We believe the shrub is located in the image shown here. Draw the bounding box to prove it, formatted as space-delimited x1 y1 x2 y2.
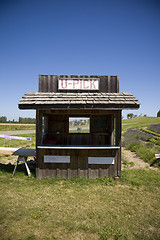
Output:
123 129 153 145
136 145 155 164
157 110 160 117
123 128 159 167
148 123 160 134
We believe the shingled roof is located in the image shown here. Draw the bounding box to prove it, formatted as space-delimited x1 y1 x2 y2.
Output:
19 92 140 110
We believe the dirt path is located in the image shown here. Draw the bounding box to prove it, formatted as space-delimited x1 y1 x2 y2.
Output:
122 147 158 170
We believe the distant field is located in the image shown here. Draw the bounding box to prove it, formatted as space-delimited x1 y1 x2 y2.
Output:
69 129 89 133
0 123 35 125
122 117 160 131
0 123 35 131
0 117 159 132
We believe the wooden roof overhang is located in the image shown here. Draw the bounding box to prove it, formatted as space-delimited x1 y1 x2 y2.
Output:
19 92 140 110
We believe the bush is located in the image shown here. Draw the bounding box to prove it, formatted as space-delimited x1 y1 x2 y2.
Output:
136 145 155 164
147 123 160 134
123 128 160 167
157 110 160 117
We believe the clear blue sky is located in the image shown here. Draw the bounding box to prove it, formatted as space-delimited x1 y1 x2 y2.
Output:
0 0 160 120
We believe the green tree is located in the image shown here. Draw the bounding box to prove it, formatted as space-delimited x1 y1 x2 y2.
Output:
0 116 7 123
127 113 134 119
19 117 36 124
157 110 160 117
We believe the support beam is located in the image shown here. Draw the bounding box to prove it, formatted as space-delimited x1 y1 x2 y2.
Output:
115 110 121 177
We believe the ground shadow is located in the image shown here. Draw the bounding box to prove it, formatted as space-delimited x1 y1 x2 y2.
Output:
0 160 36 177
151 158 160 167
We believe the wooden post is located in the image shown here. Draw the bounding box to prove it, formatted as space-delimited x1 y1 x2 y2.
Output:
111 115 115 145
36 110 43 177
115 110 121 177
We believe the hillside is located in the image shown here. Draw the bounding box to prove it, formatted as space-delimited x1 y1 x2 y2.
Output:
122 117 160 131
122 117 160 168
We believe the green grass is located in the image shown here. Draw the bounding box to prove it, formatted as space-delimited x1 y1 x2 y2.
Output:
122 117 160 131
0 120 160 239
0 168 160 240
0 133 36 148
69 129 90 133
120 169 160 187
0 123 35 131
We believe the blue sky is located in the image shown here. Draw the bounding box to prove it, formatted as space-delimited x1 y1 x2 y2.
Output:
0 0 160 120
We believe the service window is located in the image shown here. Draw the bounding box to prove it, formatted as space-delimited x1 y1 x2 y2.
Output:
69 117 90 133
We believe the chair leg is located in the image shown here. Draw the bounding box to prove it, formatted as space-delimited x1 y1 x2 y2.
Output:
24 158 31 177
13 156 31 177
13 159 19 176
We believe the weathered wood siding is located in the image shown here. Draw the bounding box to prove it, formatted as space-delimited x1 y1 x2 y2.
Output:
36 148 118 179
39 75 119 93
36 109 121 179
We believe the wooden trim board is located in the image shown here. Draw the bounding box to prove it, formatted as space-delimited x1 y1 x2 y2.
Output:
38 145 120 150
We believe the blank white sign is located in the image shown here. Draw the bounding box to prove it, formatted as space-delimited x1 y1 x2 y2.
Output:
44 155 70 163
88 157 114 165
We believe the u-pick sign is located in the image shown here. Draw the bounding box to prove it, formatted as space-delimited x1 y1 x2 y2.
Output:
58 78 99 90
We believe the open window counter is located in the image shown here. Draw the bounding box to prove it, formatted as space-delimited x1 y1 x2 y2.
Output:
37 145 120 150
36 145 120 179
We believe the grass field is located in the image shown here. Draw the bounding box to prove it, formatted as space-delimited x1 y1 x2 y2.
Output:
0 167 160 240
0 133 36 148
0 123 35 131
122 117 160 131
69 129 89 133
0 118 160 239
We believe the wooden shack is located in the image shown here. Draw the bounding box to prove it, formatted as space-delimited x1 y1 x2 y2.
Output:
19 75 140 179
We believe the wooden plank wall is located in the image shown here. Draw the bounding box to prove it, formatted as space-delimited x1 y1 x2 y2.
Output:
38 75 119 93
39 75 58 92
36 148 118 179
36 109 120 179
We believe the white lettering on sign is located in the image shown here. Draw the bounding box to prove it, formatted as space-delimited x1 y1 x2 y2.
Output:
58 79 99 90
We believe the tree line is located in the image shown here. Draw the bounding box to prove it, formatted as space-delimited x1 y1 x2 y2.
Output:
0 116 36 124
126 110 160 119
69 119 89 127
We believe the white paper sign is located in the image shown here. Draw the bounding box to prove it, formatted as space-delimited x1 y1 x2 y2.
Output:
88 157 114 164
44 155 70 163
0 135 31 141
58 78 99 90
